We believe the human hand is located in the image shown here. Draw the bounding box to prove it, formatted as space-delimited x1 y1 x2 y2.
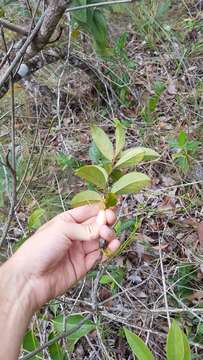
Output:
7 205 119 312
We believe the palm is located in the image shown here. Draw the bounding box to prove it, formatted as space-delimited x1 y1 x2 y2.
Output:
21 206 117 308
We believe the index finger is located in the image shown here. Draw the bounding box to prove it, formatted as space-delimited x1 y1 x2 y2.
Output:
65 204 101 223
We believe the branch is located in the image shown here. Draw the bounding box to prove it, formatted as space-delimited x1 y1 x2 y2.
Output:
0 15 44 90
0 47 104 99
0 19 28 36
30 0 70 54
20 314 92 360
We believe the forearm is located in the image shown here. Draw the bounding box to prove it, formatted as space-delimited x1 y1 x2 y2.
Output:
0 259 35 360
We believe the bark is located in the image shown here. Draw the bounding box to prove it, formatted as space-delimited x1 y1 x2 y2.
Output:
0 0 71 97
28 0 70 57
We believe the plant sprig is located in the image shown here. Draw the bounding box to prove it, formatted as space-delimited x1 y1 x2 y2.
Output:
71 121 159 209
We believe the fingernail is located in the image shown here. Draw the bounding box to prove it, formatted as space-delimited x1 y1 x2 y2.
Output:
96 210 106 225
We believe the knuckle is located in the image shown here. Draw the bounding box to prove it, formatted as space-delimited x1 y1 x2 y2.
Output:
86 223 97 240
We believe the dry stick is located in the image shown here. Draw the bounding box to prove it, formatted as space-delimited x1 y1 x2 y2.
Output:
0 14 44 88
0 42 14 70
0 19 28 36
13 0 42 80
158 224 171 328
25 0 34 18
20 314 92 360
0 105 23 123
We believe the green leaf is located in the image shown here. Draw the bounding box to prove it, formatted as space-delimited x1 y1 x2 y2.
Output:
166 320 185 360
186 140 201 155
183 333 191 360
115 147 159 169
75 165 108 189
48 333 64 360
72 0 87 23
89 142 106 164
105 192 117 208
100 274 112 285
115 219 135 236
91 125 114 161
115 148 145 169
178 130 187 147
153 81 166 97
175 156 189 174
23 330 42 360
111 172 150 195
90 9 109 54
115 119 126 157
71 190 103 208
139 147 160 161
53 314 95 354
0 132 10 145
56 153 82 170
28 208 45 231
124 327 155 360
0 7 5 17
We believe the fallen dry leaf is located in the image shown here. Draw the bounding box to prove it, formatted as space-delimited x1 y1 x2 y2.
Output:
188 291 203 302
167 80 178 95
152 243 169 251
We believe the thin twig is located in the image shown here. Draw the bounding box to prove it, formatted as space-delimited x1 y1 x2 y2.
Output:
0 15 44 88
0 19 28 36
0 105 23 122
20 314 92 360
0 42 14 70
67 0 132 12
158 224 171 327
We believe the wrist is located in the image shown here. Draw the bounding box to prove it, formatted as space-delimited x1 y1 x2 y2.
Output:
0 258 35 319
0 259 36 359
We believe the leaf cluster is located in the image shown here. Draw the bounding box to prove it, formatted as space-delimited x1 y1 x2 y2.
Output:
71 0 111 55
168 130 201 174
71 121 159 209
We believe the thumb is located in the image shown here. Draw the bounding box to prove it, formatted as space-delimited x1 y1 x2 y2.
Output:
65 211 106 242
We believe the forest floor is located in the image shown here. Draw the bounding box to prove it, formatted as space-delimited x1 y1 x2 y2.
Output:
0 0 203 359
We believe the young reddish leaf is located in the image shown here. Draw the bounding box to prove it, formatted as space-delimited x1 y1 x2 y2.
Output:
71 191 103 208
75 165 108 189
91 125 114 161
111 172 150 195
